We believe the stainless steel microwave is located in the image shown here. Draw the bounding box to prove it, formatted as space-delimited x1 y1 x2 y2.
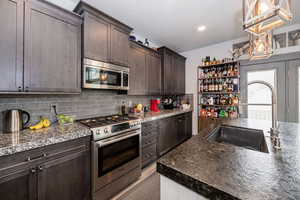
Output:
83 58 129 90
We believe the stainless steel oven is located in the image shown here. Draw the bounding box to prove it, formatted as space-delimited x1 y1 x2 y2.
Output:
91 127 141 198
83 58 129 90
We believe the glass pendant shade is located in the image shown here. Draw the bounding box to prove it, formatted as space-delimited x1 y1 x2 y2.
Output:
249 32 273 60
243 0 293 35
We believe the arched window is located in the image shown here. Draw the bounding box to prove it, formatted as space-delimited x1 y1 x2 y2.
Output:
247 70 276 121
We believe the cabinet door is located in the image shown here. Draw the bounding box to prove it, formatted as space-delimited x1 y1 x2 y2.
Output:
24 0 81 93
111 25 129 66
84 13 110 62
176 115 187 144
0 0 23 92
158 117 177 156
147 54 162 95
163 51 175 95
177 57 186 94
0 165 36 200
128 44 147 95
37 150 90 200
185 112 193 139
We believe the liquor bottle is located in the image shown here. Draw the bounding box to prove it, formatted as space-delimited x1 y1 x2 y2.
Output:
218 78 223 92
215 79 219 91
199 80 203 92
233 64 238 76
223 66 227 77
233 78 239 92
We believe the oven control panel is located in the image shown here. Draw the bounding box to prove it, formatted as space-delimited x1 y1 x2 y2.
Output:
92 119 141 140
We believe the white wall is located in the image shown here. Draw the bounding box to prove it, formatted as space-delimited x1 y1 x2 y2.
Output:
182 24 300 135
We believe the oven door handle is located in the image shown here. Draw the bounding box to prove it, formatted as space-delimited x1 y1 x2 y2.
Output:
96 131 140 147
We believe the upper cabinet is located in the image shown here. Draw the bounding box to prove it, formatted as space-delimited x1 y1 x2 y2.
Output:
0 0 82 94
158 47 186 95
0 0 23 92
24 0 82 93
74 2 132 67
83 12 110 63
128 42 148 95
128 41 162 95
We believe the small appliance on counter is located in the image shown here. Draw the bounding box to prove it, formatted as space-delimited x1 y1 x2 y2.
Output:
2 109 31 133
150 99 161 112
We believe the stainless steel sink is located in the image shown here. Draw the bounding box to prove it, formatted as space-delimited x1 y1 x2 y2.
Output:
206 125 269 153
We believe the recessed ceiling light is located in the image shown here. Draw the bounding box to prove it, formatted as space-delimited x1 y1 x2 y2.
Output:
197 26 206 32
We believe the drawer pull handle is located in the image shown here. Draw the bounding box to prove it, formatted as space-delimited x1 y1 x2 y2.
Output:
27 153 47 162
30 168 36 174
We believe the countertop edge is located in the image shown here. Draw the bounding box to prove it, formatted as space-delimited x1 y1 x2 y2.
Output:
142 109 193 123
0 126 92 157
157 162 240 200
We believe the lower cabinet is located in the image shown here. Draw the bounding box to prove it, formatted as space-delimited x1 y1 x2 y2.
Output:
0 136 91 200
141 112 193 168
142 120 159 168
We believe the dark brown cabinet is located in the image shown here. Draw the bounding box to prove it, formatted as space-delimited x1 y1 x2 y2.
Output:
110 25 130 66
0 0 23 92
141 120 159 168
83 13 110 63
24 0 82 93
141 112 192 167
157 112 192 156
74 2 132 67
147 53 162 95
0 137 91 200
0 0 82 94
0 164 35 200
128 41 162 95
128 42 148 95
158 47 186 95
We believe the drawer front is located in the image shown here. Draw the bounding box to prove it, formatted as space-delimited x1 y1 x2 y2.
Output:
142 144 157 168
142 121 158 132
142 134 157 148
0 136 91 171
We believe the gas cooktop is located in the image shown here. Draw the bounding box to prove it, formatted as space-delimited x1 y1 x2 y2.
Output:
78 114 139 128
78 114 141 141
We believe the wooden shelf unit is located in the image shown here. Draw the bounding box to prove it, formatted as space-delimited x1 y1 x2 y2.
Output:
197 61 240 126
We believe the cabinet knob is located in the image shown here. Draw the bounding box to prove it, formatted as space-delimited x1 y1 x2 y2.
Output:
38 166 43 171
25 86 29 92
31 168 36 174
18 86 22 92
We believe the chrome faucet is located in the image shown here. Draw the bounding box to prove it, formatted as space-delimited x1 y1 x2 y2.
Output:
247 81 281 150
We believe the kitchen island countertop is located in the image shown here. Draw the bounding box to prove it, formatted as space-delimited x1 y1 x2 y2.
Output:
157 118 300 200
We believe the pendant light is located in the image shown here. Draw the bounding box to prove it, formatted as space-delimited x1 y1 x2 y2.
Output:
249 31 273 60
243 0 293 35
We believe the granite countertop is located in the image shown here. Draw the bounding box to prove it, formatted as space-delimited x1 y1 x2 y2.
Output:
0 123 91 157
141 108 193 123
157 118 300 200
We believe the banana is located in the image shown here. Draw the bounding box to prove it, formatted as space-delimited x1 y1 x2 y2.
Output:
42 118 51 128
29 118 52 130
29 120 44 130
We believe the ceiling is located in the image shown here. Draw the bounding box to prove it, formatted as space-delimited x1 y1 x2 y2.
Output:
48 0 300 52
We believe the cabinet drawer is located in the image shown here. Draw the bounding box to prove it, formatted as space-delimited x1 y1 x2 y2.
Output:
142 144 157 168
0 136 91 171
142 134 157 148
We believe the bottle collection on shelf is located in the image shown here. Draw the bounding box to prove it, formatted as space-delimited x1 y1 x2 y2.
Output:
200 106 238 119
200 94 239 106
199 78 239 93
199 64 239 79
201 56 234 66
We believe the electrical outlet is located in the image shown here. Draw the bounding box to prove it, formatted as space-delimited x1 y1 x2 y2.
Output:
50 104 58 115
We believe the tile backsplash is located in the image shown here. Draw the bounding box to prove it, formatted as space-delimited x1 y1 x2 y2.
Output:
0 90 193 131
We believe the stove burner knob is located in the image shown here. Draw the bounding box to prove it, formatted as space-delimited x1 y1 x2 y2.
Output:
104 128 109 134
